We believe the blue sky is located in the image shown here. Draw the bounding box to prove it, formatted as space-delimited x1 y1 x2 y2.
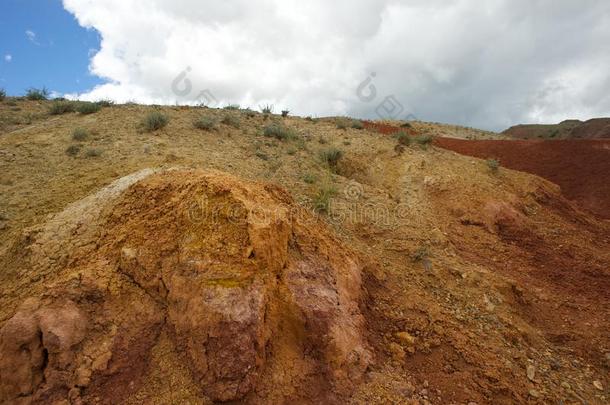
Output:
0 0 102 96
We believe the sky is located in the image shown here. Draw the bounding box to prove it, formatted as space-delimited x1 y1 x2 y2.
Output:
1 0 610 131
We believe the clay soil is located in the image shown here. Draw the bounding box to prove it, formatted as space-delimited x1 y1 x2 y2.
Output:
434 138 610 219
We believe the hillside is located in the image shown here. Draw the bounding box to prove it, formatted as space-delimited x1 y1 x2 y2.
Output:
0 99 608 404
503 118 610 139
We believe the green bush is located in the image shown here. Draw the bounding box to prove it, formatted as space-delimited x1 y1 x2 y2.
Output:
303 173 317 184
71 128 89 141
395 131 411 146
0 88 5 101
260 104 274 114
351 119 364 130
26 87 49 101
142 111 169 132
65 145 81 156
223 104 240 110
313 184 337 214
414 135 433 148
96 99 114 107
281 110 290 118
76 102 102 115
263 123 296 140
487 158 500 174
337 119 348 130
85 148 102 158
320 148 343 169
221 114 241 128
49 101 76 115
412 246 430 262
194 116 217 131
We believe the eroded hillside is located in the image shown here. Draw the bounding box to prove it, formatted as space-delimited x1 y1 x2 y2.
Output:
0 99 608 404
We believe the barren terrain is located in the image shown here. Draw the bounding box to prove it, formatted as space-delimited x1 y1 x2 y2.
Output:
0 99 608 404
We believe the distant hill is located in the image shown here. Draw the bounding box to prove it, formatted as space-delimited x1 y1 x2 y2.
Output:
503 118 610 139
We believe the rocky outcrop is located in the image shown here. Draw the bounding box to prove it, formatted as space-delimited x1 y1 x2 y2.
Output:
0 169 371 404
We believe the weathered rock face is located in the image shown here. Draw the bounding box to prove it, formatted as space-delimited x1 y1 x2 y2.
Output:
0 169 371 404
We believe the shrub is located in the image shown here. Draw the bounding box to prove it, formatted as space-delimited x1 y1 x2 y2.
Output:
414 134 433 148
320 148 343 170
65 145 81 156
303 173 317 184
85 148 102 158
281 110 290 118
260 104 274 114
96 99 114 107
194 116 217 131
395 131 412 146
313 184 337 214
26 87 49 101
49 101 76 115
255 151 269 161
244 108 257 118
71 128 89 141
76 102 102 114
0 88 5 101
142 111 169 132
401 122 412 128
264 123 296 140
487 158 500 174
337 119 348 130
224 104 240 110
221 114 241 128
351 120 364 130
412 246 430 262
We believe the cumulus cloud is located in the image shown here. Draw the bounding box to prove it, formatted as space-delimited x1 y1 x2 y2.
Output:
62 0 610 130
4 54 11 63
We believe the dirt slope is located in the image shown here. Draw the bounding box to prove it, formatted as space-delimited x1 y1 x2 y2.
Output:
0 99 609 404
434 138 610 219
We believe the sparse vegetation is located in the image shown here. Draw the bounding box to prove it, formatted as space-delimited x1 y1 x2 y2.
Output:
76 102 102 115
260 104 274 114
224 104 240 110
414 134 433 148
221 114 241 129
194 116 217 131
96 99 114 107
351 120 364 130
487 158 500 174
281 110 290 118
255 151 269 161
0 88 5 101
303 173 317 184
313 183 337 214
337 119 348 130
320 148 343 170
65 145 81 156
142 111 169 132
49 101 76 115
71 128 89 141
244 109 256 118
263 123 296 140
85 148 102 158
412 245 430 262
26 87 49 101
395 131 412 146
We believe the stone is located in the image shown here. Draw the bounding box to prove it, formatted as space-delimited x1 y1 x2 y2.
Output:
526 364 536 382
593 381 604 391
396 331 416 346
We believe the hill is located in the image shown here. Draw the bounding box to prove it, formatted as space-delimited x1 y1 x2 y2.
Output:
0 98 608 404
503 118 610 139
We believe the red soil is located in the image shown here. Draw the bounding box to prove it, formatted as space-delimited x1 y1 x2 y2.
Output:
434 138 610 219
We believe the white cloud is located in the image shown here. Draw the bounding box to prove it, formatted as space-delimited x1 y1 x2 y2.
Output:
4 54 11 63
25 30 40 45
62 0 610 130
